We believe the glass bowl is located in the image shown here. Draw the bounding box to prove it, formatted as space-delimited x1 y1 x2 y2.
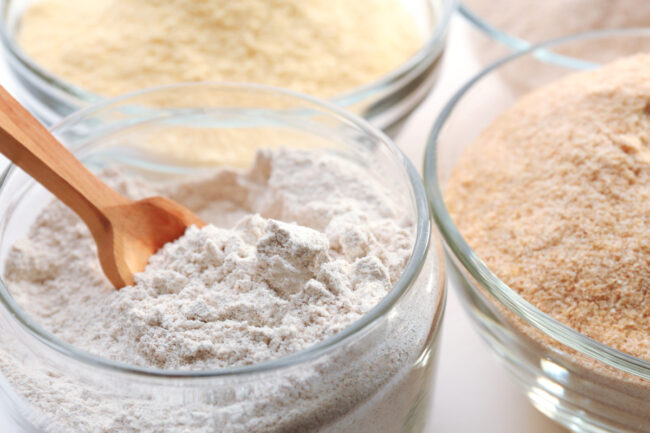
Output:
0 0 457 135
460 1 650 64
424 29 650 433
0 83 446 432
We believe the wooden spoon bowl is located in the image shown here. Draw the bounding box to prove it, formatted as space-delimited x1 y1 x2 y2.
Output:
0 86 205 288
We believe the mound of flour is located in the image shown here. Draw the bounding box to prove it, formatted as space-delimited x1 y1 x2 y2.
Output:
4 148 413 371
0 148 442 433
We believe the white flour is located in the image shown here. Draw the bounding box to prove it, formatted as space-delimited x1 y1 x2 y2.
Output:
0 148 440 432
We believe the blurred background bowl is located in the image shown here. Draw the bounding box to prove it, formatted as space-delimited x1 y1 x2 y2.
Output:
459 0 650 65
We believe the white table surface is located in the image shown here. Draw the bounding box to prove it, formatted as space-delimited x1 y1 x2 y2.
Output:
0 14 569 433
400 17 568 433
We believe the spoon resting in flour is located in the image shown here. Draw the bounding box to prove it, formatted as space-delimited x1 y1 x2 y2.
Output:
0 86 205 288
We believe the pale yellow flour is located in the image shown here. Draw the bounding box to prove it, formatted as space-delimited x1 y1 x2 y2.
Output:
18 0 422 98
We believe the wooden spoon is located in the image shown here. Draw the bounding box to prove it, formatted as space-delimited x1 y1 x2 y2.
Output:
0 87 205 289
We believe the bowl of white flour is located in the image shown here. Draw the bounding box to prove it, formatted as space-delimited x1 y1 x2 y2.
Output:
0 83 445 433
0 0 456 134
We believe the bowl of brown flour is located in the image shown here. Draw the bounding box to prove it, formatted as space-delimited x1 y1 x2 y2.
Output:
0 83 446 432
0 0 456 135
425 29 650 433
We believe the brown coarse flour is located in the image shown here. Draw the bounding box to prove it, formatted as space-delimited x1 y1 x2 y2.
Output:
0 148 441 432
445 54 650 360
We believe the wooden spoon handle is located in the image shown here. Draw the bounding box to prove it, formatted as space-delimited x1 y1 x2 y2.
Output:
0 86 129 227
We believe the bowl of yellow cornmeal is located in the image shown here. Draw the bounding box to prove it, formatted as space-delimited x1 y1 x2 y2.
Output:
0 0 456 136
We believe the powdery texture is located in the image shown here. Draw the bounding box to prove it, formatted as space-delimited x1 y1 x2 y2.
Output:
442 56 650 430
446 54 650 361
17 0 421 98
0 148 444 433
4 148 413 370
444 55 650 428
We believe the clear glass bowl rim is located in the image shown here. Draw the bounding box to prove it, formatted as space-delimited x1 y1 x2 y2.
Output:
458 3 532 52
0 81 438 380
0 0 458 108
424 28 650 381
